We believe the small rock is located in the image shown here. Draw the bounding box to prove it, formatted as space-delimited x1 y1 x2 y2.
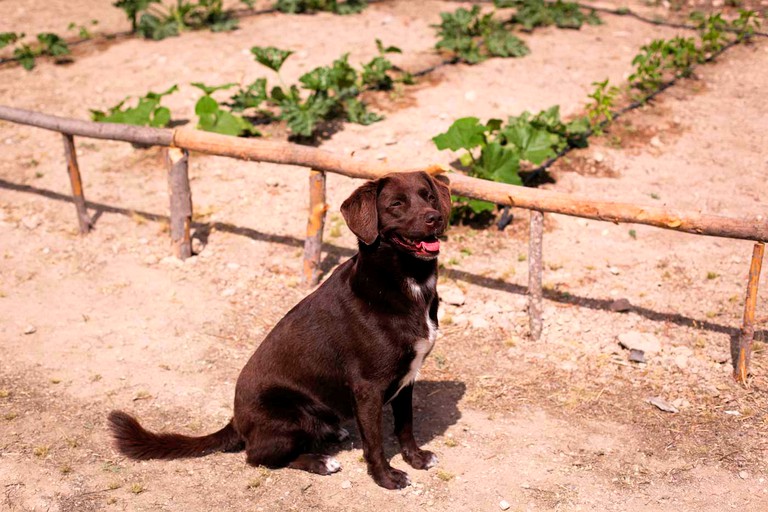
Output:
593 152 604 163
608 266 620 275
341 480 352 489
618 331 661 354
674 354 689 369
384 138 398 146
440 285 465 306
265 177 280 187
23 325 37 335
221 288 236 298
227 262 240 270
648 397 679 413
628 349 646 364
464 90 477 102
499 500 511 510
160 256 183 266
739 470 748 480
650 136 663 148
22 215 41 230
376 153 387 161
470 316 490 329
609 298 633 312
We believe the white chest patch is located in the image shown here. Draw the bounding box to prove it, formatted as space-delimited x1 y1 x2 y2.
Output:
407 275 436 302
388 311 437 402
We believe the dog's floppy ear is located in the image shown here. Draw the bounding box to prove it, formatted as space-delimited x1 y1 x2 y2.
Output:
430 173 452 226
341 180 379 245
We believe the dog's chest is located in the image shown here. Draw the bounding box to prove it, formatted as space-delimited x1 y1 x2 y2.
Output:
388 278 438 401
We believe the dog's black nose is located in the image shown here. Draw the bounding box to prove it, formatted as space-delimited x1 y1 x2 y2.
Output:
425 211 442 227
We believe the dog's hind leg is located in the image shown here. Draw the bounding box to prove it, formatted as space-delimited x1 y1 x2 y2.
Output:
244 427 341 476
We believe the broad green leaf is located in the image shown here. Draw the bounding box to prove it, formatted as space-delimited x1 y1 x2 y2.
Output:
433 117 486 151
195 95 219 116
344 98 382 125
151 106 171 127
467 199 496 214
0 32 22 49
502 122 556 165
475 142 521 184
251 46 293 72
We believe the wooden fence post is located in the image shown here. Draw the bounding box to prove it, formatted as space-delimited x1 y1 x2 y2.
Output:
303 169 327 286
528 210 544 340
61 133 91 234
735 242 765 383
166 147 193 260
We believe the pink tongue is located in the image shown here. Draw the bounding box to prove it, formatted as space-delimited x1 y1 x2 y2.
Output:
418 240 440 252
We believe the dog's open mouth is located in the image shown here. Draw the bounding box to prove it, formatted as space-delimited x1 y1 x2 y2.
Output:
391 234 440 257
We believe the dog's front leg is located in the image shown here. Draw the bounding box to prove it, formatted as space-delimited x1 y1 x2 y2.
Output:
392 384 438 470
353 383 411 489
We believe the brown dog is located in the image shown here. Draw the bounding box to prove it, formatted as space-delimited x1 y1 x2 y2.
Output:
108 170 451 489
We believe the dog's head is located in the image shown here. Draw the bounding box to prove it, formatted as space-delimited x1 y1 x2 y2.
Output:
341 171 451 260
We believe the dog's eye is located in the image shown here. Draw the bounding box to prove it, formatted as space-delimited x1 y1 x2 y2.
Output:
428 194 436 203
389 201 403 208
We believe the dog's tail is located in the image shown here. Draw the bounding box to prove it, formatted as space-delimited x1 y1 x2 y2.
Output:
107 410 242 460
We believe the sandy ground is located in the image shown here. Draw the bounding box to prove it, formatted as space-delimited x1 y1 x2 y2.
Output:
1 1 768 511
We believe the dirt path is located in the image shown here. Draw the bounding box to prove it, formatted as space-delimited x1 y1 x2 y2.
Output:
1 1 767 511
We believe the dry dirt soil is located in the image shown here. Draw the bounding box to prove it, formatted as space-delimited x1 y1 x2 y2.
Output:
1 1 768 511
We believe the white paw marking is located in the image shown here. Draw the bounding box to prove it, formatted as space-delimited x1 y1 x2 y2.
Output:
336 428 350 442
324 457 342 473
424 453 438 469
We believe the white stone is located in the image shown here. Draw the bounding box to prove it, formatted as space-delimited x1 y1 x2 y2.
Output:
440 285 465 306
618 331 661 354
499 501 511 511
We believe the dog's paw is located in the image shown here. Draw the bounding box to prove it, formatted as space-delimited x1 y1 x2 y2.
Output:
323 456 342 474
403 449 438 470
373 467 411 490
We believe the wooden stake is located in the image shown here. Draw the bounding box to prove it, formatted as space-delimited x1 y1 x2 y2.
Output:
735 242 765 383
61 133 91 234
166 147 192 260
528 210 544 340
303 170 327 286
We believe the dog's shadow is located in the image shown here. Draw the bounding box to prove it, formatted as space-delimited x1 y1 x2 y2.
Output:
331 380 466 460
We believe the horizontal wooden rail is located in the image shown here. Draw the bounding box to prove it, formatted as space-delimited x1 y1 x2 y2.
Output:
0 106 172 147
1 105 767 243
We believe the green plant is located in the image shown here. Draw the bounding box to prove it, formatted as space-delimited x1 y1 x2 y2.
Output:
730 9 761 41
434 6 528 64
0 32 23 49
433 107 588 221
690 11 730 54
192 82 260 136
136 0 238 40
91 85 178 127
114 0 161 32
274 0 367 15
360 39 408 90
248 43 397 137
68 19 99 39
497 0 602 31
628 36 700 91
585 79 620 134
7 32 70 70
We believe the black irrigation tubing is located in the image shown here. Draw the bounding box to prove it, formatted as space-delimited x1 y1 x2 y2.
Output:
576 2 768 38
521 37 745 186
0 0 391 67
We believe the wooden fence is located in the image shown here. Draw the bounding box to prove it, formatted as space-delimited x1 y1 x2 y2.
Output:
0 105 764 382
